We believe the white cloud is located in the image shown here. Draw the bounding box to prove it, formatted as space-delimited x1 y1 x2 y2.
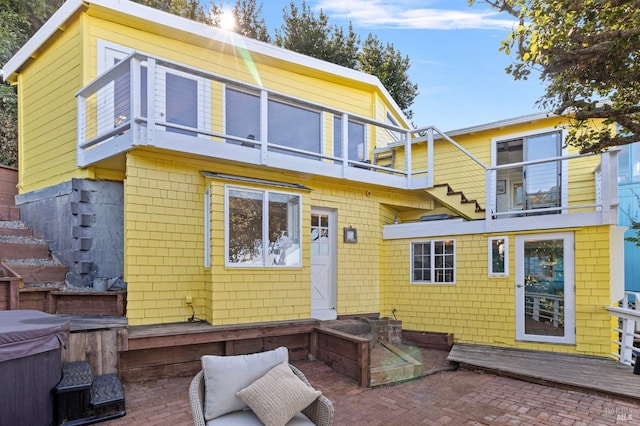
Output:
314 0 516 31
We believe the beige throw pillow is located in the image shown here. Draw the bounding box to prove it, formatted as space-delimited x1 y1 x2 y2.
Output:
236 363 321 426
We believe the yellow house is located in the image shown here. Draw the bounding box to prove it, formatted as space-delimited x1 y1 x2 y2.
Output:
1 0 624 358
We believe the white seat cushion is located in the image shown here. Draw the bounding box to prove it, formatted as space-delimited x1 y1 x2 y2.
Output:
207 411 314 426
202 347 288 420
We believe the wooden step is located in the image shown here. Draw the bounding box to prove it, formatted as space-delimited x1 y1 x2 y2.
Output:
0 206 19 221
0 221 32 237
5 259 68 284
0 235 50 259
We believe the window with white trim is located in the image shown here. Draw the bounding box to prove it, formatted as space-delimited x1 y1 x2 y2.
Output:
225 186 301 267
488 236 508 276
411 240 455 284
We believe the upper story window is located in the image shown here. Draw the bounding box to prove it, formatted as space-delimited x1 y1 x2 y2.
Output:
333 117 365 161
226 87 260 143
98 40 209 135
494 130 563 214
225 186 301 267
268 100 321 158
411 240 455 284
618 141 640 183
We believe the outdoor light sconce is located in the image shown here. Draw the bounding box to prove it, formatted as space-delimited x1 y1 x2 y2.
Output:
343 227 358 243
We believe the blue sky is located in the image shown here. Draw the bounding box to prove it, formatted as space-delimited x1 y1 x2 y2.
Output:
208 0 547 131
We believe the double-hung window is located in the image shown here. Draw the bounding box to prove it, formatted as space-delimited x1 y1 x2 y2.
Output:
225 186 301 267
411 240 455 284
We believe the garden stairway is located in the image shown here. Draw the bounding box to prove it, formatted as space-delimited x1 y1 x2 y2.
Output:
55 361 126 425
0 166 69 307
0 206 68 287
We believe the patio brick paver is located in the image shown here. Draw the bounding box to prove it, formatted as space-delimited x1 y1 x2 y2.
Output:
103 360 639 426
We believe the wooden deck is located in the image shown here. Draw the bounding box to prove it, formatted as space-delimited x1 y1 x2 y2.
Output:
448 344 639 402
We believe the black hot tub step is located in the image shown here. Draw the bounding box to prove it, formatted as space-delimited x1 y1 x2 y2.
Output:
56 361 93 393
90 374 125 409
58 373 126 425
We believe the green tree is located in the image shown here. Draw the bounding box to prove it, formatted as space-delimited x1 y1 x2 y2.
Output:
0 0 64 167
358 34 418 120
210 0 271 42
471 0 640 153
274 1 359 68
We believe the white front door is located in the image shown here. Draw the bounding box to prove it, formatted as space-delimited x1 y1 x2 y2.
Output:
515 232 575 344
310 209 336 320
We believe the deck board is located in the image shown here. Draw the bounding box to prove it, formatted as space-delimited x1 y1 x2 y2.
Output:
448 344 639 401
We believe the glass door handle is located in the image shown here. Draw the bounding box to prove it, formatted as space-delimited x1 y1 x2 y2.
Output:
516 284 524 288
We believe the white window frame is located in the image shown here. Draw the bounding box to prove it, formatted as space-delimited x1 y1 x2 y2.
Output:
488 236 509 277
155 65 211 137
490 127 569 214
410 240 456 284
224 185 302 268
204 187 211 268
97 40 210 138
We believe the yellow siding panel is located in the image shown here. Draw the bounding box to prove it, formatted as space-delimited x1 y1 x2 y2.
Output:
381 226 613 358
19 19 92 193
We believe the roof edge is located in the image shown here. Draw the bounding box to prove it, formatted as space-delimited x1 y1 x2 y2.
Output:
444 111 557 136
1 0 409 126
1 0 84 82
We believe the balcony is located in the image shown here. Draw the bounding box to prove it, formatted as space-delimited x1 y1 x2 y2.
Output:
77 52 618 224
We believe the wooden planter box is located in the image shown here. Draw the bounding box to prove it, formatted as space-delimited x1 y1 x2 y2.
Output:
15 288 127 316
315 327 370 387
0 262 21 310
402 330 454 351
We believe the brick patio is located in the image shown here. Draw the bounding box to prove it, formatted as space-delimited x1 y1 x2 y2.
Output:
104 359 639 425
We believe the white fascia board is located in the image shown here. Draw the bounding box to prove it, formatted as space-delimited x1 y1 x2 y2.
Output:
443 111 558 137
1 0 409 126
383 211 603 240
1 0 84 82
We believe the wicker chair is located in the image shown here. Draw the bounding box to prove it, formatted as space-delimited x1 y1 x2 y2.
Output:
189 364 334 426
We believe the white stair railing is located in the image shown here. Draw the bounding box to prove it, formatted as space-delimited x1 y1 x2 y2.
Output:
605 291 640 366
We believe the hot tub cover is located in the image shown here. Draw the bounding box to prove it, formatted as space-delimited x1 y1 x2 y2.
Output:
0 310 70 362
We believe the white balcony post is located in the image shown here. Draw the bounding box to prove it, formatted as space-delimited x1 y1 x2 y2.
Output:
599 152 611 224
341 113 349 175
130 56 141 144
485 168 495 229
77 95 86 167
426 128 433 188
260 90 268 165
146 57 156 146
608 149 619 223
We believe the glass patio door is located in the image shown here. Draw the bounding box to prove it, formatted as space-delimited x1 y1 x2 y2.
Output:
515 232 575 344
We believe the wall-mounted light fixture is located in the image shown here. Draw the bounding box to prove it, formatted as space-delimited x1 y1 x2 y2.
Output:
343 226 357 243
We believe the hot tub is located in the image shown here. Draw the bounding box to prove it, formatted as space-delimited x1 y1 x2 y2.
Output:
0 310 69 426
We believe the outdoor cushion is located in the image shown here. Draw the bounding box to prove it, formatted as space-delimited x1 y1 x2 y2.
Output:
207 410 314 426
236 363 321 426
201 347 288 420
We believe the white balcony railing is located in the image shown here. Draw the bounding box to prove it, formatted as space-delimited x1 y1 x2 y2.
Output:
606 291 640 366
76 51 618 224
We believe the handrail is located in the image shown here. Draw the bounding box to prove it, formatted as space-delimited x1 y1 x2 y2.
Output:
606 291 640 366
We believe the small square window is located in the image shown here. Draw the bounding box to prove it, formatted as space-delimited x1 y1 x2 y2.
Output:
488 237 508 276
